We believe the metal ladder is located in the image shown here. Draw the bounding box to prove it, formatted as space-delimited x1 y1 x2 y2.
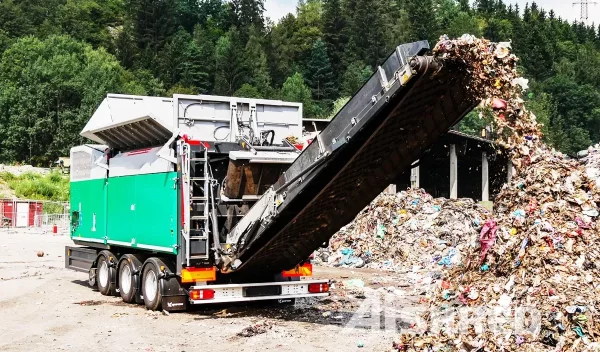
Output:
187 146 210 264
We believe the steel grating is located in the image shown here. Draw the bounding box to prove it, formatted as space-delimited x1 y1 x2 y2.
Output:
93 117 172 151
233 58 477 274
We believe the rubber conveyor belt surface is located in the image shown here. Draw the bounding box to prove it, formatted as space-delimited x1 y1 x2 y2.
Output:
231 41 479 274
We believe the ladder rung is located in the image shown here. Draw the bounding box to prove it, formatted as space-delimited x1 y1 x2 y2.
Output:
191 216 208 220
191 177 206 181
191 197 207 201
190 236 207 240
190 255 208 259
191 158 206 162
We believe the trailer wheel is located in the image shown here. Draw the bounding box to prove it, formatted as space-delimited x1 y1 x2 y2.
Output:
119 260 136 303
97 255 116 296
118 255 144 304
142 261 162 311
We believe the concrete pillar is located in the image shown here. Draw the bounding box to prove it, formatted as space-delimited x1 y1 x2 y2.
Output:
507 160 516 183
450 144 457 199
482 152 489 202
386 184 397 194
411 165 420 189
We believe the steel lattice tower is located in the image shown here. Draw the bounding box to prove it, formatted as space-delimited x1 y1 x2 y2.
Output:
574 0 598 23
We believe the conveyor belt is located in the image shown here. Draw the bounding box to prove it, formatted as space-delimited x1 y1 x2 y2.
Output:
228 41 478 274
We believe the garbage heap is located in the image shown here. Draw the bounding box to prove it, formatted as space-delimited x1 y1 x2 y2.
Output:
580 143 600 189
392 36 600 351
313 189 491 273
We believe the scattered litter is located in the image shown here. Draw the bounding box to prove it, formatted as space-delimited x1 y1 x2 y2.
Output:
37 251 44 257
75 300 103 306
145 311 160 319
342 279 365 288
237 321 272 337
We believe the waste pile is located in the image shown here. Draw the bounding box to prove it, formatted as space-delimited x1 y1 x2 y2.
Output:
580 143 600 189
391 35 600 351
313 189 491 274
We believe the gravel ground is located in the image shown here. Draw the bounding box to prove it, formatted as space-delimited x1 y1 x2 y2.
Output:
0 230 422 352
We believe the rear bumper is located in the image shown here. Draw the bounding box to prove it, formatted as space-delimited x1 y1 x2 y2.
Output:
188 279 330 304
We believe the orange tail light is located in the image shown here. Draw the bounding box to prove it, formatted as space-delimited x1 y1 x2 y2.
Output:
282 263 313 278
181 267 216 283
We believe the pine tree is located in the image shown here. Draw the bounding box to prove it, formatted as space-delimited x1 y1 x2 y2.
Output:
214 27 247 95
344 0 388 68
476 0 495 17
115 26 138 69
293 0 324 70
156 29 209 92
230 0 265 41
180 41 210 93
322 0 346 79
127 0 177 58
305 39 337 105
244 25 271 95
266 14 300 87
404 0 437 43
341 61 372 96
176 0 201 32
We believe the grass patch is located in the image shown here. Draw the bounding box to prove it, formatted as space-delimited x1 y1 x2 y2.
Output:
0 171 69 202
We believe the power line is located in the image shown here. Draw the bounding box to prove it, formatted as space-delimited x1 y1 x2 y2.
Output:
573 0 598 24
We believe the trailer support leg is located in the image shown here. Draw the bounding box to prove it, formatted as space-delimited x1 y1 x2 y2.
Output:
450 144 458 199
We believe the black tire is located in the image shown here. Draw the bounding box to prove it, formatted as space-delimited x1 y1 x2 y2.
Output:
142 261 162 311
97 255 116 296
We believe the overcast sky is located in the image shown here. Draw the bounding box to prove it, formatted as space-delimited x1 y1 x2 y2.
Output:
264 0 600 26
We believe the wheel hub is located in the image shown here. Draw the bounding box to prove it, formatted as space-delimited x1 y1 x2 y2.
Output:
99 261 109 288
121 265 132 295
144 270 157 301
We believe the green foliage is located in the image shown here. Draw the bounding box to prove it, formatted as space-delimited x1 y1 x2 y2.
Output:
0 35 152 164
457 110 493 136
1 171 69 201
343 0 388 67
266 14 301 87
230 0 266 36
329 96 350 118
280 72 316 117
158 29 210 92
235 84 262 98
404 0 437 43
244 25 272 95
305 39 337 105
0 0 600 160
341 61 372 97
214 27 247 95
322 0 346 77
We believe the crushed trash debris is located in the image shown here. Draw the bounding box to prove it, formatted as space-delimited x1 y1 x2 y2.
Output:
314 189 491 274
237 321 272 337
37 251 44 257
386 34 600 351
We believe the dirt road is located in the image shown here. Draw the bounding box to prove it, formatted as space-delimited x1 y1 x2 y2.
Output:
0 230 422 352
